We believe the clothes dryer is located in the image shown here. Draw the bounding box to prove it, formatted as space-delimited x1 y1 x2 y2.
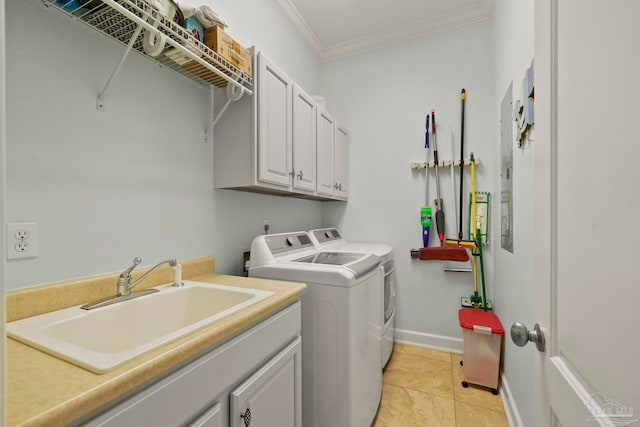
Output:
248 232 382 427
309 228 396 367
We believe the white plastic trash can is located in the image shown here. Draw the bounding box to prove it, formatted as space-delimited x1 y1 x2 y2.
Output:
458 308 504 395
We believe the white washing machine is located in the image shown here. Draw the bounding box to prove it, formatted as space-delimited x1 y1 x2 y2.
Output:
309 227 396 367
248 232 382 427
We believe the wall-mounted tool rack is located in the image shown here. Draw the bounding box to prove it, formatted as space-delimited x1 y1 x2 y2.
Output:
410 158 481 170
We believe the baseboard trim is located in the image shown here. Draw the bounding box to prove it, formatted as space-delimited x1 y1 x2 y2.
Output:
499 374 524 427
394 328 463 354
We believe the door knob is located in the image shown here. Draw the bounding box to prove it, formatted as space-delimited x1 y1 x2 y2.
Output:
510 322 545 352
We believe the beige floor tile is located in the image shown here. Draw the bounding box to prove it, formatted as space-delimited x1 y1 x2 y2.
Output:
384 351 453 400
393 343 452 363
455 400 509 427
451 353 504 413
373 382 456 427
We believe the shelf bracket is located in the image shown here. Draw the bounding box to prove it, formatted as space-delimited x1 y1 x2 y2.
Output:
205 88 216 143
96 24 144 111
205 82 245 141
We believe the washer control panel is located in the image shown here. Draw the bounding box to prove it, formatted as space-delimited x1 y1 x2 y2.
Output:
266 233 314 254
312 228 342 244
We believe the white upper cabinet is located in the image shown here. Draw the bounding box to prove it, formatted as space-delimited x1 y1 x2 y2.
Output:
292 86 317 193
317 109 348 200
257 55 293 187
316 109 336 197
334 122 349 199
214 51 347 201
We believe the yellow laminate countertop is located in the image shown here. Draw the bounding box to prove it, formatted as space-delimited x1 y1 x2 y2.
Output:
6 257 305 427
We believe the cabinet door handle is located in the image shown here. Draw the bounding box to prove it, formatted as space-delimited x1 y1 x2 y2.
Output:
240 408 252 426
289 169 296 177
296 170 304 180
333 182 339 189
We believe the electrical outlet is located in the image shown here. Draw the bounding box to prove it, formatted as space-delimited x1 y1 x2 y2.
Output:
15 241 30 252
7 223 37 260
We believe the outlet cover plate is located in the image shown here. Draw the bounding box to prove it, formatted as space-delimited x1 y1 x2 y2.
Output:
7 223 37 260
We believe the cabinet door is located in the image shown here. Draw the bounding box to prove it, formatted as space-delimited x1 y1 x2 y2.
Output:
188 402 223 427
292 85 316 193
334 123 349 199
257 53 293 188
316 109 336 197
230 337 302 427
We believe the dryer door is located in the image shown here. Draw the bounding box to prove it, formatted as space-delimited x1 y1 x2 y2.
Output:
383 261 396 324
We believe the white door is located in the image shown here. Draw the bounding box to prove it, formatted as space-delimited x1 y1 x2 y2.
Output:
257 53 292 187
530 1 640 426
292 85 316 193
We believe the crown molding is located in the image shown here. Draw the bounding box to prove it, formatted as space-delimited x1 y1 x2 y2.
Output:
272 0 494 61
322 1 494 61
271 0 325 56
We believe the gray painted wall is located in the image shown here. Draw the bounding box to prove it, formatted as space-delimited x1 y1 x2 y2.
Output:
491 1 535 425
5 0 322 289
320 21 495 341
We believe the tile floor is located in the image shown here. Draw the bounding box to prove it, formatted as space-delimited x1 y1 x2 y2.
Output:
372 343 509 427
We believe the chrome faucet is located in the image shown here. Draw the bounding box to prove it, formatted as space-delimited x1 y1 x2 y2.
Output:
81 257 183 310
117 257 180 296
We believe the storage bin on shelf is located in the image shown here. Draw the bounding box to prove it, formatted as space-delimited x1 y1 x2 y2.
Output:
458 308 504 395
45 0 252 91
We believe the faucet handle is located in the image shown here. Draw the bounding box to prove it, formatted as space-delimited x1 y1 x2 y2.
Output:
120 257 142 279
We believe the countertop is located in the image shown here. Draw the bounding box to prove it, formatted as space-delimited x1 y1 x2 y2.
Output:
6 257 306 427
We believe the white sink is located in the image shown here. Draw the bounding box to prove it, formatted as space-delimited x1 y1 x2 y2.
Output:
7 281 273 373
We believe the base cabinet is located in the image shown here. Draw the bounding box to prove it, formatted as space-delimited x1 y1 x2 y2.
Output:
230 338 302 427
76 302 302 427
189 403 223 427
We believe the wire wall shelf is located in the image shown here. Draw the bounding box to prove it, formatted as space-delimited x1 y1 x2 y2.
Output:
42 0 253 96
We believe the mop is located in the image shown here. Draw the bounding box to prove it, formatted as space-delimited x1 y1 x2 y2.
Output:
421 114 432 248
431 110 445 246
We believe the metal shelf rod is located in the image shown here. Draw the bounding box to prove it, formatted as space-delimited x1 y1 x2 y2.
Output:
96 23 143 111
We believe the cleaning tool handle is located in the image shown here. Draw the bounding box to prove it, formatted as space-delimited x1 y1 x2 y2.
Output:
435 209 445 245
431 110 437 135
425 115 430 148
459 89 466 240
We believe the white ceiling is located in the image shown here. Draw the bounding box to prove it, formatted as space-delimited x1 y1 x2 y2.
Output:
271 0 495 61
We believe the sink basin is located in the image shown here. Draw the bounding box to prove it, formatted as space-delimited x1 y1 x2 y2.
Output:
7 281 273 373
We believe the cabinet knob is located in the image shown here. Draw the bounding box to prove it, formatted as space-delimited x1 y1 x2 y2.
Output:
240 408 252 426
297 170 304 180
289 169 296 177
333 182 339 190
